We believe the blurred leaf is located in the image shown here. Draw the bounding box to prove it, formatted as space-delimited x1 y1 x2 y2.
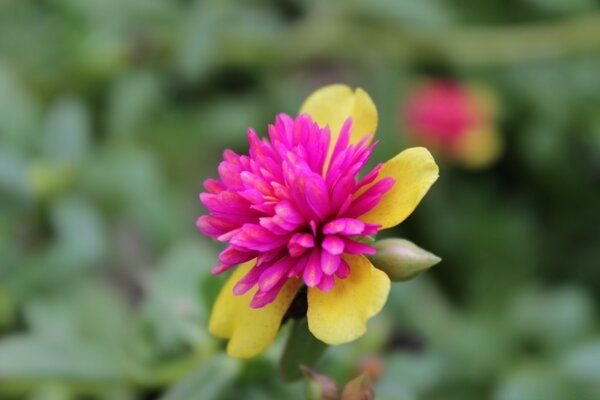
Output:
344 0 453 28
175 3 224 81
196 95 267 144
41 96 91 163
279 318 329 383
0 148 31 199
50 196 108 266
0 63 40 148
74 30 126 80
27 384 72 400
525 0 595 15
82 147 162 206
0 287 16 329
107 71 163 138
558 340 600 390
143 240 217 353
378 351 447 397
509 286 595 350
0 336 124 384
29 162 77 200
493 364 579 400
160 355 239 400
23 281 134 348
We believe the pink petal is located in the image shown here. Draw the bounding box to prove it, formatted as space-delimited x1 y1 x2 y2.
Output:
218 246 256 265
335 259 351 279
303 248 322 287
203 179 225 194
322 235 344 255
250 277 289 308
323 218 364 236
288 233 315 257
232 261 268 295
342 238 376 255
303 174 331 221
321 250 341 275
211 264 234 275
317 274 335 292
258 258 295 292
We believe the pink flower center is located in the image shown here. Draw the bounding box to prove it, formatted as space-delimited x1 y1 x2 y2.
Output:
198 114 393 308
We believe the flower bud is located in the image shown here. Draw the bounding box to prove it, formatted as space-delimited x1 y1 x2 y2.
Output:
367 238 441 281
357 356 384 382
341 372 374 400
302 366 340 400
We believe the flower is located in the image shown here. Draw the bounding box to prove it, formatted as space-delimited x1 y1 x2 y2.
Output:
404 79 502 168
198 85 438 358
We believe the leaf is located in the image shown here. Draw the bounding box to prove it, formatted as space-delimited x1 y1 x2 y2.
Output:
143 240 217 352
278 318 328 383
0 336 123 384
107 72 162 138
367 239 441 281
50 196 107 266
493 363 578 400
160 355 239 400
41 96 91 163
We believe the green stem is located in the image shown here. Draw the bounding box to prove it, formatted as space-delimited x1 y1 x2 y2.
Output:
284 13 600 67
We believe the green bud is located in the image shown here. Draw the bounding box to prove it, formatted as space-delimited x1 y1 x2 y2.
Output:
341 372 374 400
302 366 340 400
367 238 441 281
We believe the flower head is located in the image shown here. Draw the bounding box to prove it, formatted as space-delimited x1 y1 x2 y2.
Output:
199 114 391 306
404 79 502 168
199 85 439 358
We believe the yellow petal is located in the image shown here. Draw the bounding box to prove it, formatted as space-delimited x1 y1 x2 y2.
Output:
307 255 390 345
359 147 439 230
299 84 378 147
453 126 503 169
209 261 301 358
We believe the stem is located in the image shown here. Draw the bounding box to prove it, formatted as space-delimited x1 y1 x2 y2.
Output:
284 13 600 67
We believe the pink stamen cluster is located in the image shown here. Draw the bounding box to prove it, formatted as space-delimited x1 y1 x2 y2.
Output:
198 114 394 308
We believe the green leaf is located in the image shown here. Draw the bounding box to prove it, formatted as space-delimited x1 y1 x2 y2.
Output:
367 239 441 281
107 72 162 138
142 240 217 353
0 336 123 384
279 318 328 383
493 363 578 400
41 96 91 163
160 355 239 400
559 340 600 386
27 384 71 400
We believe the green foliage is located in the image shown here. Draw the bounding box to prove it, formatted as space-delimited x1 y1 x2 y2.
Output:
279 318 328 382
1 0 600 399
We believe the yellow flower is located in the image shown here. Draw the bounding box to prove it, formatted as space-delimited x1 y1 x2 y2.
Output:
207 84 439 358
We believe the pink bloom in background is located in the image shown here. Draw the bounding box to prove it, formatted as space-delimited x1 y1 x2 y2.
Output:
406 81 481 146
198 114 393 308
404 79 502 168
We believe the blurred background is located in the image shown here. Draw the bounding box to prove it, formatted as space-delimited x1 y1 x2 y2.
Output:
1 1 600 399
